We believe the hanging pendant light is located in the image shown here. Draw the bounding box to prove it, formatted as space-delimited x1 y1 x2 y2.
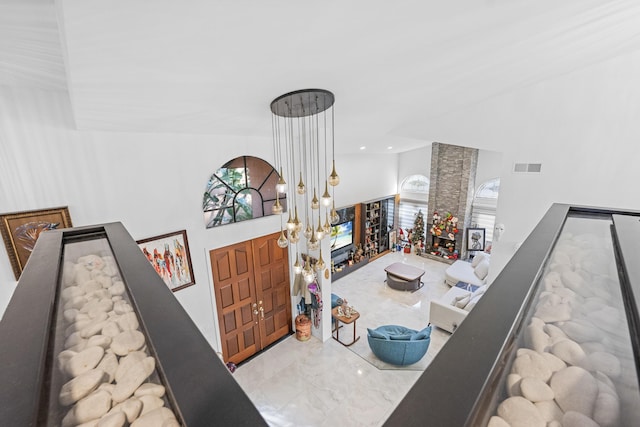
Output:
277 229 288 248
328 160 340 186
289 230 300 243
304 218 313 240
286 210 295 232
297 172 306 195
293 207 302 232
302 258 315 283
276 167 287 193
307 233 319 251
311 188 319 210
272 195 283 215
315 222 325 241
323 212 331 234
321 181 332 207
293 253 302 274
315 249 326 271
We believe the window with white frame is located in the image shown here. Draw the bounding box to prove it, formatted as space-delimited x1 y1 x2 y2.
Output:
398 175 429 242
470 178 500 244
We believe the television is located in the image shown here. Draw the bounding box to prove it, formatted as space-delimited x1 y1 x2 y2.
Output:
331 220 354 252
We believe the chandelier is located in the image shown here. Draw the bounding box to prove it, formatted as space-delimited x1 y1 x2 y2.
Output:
270 89 340 281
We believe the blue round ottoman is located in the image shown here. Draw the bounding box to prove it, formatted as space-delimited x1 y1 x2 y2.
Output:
367 325 432 365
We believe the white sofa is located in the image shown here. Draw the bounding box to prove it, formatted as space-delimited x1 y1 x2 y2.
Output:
429 284 489 333
444 252 490 287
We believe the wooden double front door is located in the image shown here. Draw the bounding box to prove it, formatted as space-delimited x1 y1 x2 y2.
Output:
210 232 292 364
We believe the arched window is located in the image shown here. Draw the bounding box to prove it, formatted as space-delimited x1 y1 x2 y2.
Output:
471 178 500 244
203 156 284 228
400 174 430 194
398 175 429 237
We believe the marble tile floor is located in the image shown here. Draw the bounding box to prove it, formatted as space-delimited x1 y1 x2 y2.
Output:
232 251 453 427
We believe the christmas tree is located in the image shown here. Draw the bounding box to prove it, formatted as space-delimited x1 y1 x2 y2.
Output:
411 209 425 254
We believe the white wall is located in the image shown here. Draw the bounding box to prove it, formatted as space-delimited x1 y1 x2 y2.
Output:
475 149 503 190
0 87 399 348
438 50 640 281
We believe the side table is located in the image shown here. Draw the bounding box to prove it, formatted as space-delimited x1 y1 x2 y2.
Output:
331 306 360 347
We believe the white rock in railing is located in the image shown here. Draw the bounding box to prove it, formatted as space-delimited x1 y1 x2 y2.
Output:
520 377 554 402
74 264 92 286
487 416 510 427
59 368 105 406
66 346 105 378
111 330 145 356
134 383 165 398
130 407 179 427
97 411 126 427
497 396 545 427
61 389 111 427
550 366 598 416
108 396 143 423
112 356 155 403
58 350 77 372
539 352 566 374
87 335 112 350
505 374 522 397
96 352 118 383
102 321 122 338
512 350 553 382
524 324 550 353
62 286 85 301
95 275 113 289
117 312 140 331
109 280 126 296
562 410 599 427
138 394 164 415
534 400 564 423
550 340 588 367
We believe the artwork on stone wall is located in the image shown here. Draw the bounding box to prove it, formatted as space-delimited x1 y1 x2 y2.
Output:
0 206 73 280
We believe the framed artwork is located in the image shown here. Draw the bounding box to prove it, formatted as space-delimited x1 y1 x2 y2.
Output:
1 206 73 280
137 230 195 292
467 228 486 252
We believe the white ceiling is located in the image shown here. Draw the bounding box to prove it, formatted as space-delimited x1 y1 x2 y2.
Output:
2 0 640 153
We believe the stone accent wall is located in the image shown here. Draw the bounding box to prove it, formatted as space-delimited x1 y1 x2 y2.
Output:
428 142 478 258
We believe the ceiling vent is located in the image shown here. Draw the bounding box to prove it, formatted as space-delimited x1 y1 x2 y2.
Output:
513 163 542 173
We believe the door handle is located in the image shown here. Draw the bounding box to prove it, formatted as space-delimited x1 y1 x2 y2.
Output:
253 303 258 316
259 306 264 320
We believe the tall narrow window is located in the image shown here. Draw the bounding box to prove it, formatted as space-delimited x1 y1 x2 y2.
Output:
203 156 284 228
398 175 429 235
471 178 500 244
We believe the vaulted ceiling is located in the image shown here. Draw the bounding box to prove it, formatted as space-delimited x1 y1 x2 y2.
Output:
2 0 640 153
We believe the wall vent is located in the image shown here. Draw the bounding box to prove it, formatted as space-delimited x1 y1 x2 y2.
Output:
513 163 542 173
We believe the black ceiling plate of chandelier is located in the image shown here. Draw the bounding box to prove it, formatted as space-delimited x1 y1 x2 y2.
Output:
270 89 334 118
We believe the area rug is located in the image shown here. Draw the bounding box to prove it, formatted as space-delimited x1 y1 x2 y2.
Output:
331 252 453 371
343 324 450 371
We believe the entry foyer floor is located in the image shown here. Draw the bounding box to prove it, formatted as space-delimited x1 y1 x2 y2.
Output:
233 251 453 426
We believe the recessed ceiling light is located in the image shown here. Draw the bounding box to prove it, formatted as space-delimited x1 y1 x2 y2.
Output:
360 146 366 150
387 146 393 150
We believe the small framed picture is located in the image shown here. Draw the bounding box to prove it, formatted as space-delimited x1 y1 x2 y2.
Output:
1 206 73 280
137 230 195 292
467 228 486 252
